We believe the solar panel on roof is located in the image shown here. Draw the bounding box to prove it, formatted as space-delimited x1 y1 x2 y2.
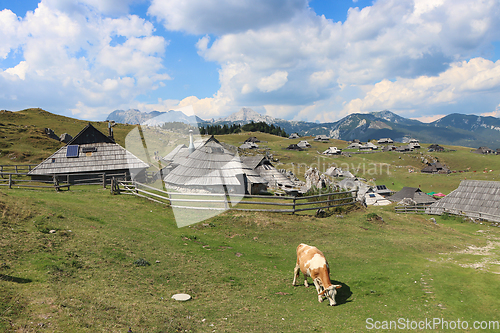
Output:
66 145 79 158
369 194 376 197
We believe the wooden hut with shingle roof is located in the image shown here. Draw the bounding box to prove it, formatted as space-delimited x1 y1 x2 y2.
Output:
426 180 500 222
241 155 294 189
163 136 267 194
389 187 435 205
472 146 493 154
29 123 149 182
421 162 450 174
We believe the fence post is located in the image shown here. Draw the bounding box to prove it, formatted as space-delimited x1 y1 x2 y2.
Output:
102 172 106 188
292 197 296 214
8 174 12 189
53 175 59 191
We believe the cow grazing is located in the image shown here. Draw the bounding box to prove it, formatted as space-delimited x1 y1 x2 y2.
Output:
292 243 341 306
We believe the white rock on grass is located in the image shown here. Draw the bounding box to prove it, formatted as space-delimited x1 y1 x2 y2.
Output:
171 294 191 301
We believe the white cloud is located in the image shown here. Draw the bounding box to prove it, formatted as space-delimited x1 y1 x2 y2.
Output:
4 61 29 80
0 0 170 119
258 71 288 93
148 0 307 35
0 9 24 59
341 58 500 115
44 0 138 16
481 103 500 118
192 0 500 120
410 114 446 123
2 0 500 122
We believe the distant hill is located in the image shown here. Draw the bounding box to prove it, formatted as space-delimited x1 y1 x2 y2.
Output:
107 107 500 148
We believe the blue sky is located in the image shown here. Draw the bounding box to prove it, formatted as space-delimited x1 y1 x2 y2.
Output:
1 0 500 123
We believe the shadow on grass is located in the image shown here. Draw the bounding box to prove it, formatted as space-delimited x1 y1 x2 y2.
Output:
0 274 32 284
331 280 353 306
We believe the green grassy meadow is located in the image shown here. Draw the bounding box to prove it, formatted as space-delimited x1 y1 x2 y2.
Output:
220 132 500 194
1 109 500 332
1 186 500 332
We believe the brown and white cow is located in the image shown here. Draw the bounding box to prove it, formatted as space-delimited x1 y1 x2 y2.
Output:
292 243 341 306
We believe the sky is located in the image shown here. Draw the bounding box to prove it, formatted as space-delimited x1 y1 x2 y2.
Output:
1 0 500 123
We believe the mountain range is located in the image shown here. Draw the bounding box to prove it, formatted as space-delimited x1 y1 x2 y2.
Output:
106 108 500 148
106 109 203 125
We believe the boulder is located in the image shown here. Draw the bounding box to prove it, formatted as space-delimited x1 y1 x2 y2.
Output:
59 133 73 143
44 128 59 140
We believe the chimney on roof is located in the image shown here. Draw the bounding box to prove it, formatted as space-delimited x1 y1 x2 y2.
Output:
188 129 195 154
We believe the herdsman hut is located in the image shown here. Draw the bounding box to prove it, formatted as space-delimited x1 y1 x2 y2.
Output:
163 135 267 195
29 123 149 183
241 155 295 190
426 180 500 223
389 187 436 205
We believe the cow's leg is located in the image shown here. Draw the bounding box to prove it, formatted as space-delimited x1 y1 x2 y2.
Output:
292 264 300 286
313 278 324 303
303 272 309 287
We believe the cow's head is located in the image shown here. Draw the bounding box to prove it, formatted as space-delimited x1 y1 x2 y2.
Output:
320 285 342 306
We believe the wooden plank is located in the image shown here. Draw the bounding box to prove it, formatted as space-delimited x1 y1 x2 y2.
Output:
293 200 356 212
168 197 226 204
170 205 226 211
132 192 169 205
134 188 171 203
232 208 295 213
299 190 356 200
294 196 355 206
234 201 294 206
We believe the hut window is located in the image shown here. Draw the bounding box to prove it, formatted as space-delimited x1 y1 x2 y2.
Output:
66 145 79 158
82 147 97 153
51 158 55 163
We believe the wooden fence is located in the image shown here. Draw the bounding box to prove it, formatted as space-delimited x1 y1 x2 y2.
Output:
0 164 38 176
0 171 128 191
0 173 70 191
115 180 358 214
394 205 429 214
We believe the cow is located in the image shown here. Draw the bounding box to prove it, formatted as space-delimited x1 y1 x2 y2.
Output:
292 243 341 306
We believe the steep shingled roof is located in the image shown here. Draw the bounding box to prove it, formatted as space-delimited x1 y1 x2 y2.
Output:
389 187 435 205
163 136 266 188
241 155 294 188
29 124 148 175
426 180 500 222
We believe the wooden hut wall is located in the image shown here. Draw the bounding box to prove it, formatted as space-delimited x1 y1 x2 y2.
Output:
427 180 500 222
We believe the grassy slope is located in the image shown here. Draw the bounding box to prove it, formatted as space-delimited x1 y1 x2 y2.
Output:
2 109 499 194
1 111 500 331
1 187 500 332
0 109 135 165
219 132 500 194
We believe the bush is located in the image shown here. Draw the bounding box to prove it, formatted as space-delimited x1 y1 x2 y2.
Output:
134 258 150 267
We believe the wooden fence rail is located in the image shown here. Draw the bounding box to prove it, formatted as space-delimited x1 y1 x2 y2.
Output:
0 174 70 191
394 205 429 214
0 171 129 191
116 180 358 214
0 164 38 176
